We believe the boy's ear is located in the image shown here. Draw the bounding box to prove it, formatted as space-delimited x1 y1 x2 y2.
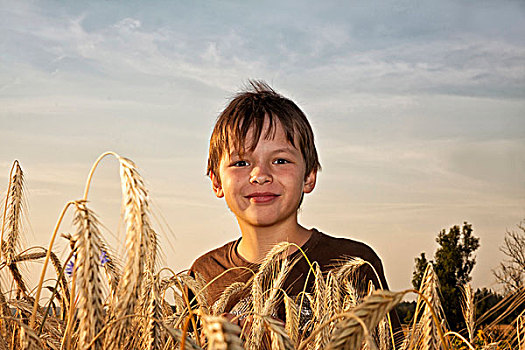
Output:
303 170 317 194
210 172 224 198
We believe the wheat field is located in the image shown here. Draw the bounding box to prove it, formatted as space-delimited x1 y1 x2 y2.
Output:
0 153 523 350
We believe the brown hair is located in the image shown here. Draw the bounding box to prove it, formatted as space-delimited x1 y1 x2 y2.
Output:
207 80 321 182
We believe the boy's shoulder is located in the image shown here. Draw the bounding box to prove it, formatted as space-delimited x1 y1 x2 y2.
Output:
308 229 384 273
189 238 242 278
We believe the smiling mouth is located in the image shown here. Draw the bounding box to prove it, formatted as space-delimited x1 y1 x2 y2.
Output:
245 192 280 203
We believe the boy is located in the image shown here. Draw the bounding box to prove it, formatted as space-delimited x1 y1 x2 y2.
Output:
190 80 400 337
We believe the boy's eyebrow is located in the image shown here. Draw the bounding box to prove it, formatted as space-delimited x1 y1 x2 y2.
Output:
227 150 241 158
271 147 300 154
228 147 299 158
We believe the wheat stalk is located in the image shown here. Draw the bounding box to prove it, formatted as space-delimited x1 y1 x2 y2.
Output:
100 245 120 306
19 323 44 350
419 264 447 350
334 257 367 281
72 201 105 350
403 264 449 350
9 297 63 347
325 271 343 344
325 290 405 350
7 263 31 300
518 311 525 350
160 275 187 318
105 156 154 349
312 264 330 350
461 283 476 342
262 315 294 350
248 242 291 350
163 327 202 350
3 161 23 264
138 225 162 349
335 257 367 311
16 248 71 323
0 330 8 350
0 279 11 343
1 162 32 302
47 249 70 319
202 315 243 350
30 200 75 329
1 251 45 265
138 219 161 344
140 273 164 350
213 282 246 316
377 317 392 350
327 271 342 316
283 294 300 347
179 273 210 310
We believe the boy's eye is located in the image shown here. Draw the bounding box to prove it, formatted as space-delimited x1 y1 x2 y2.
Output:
273 158 290 165
232 160 249 167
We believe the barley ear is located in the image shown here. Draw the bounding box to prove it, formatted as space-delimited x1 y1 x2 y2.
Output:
202 315 243 350
72 201 105 350
19 324 44 350
376 317 392 350
461 284 476 342
517 311 525 350
0 279 11 342
248 242 292 349
283 294 300 347
105 156 153 349
163 327 202 350
2 160 24 264
141 273 164 350
312 264 330 350
0 330 8 350
405 263 449 350
100 246 120 307
213 282 246 315
2 162 31 299
326 290 405 350
334 257 367 281
179 273 210 311
327 271 342 316
262 315 295 350
48 250 70 319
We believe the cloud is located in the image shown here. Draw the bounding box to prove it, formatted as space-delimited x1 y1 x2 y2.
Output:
2 0 524 100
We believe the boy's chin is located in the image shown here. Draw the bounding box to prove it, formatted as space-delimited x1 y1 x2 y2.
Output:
241 218 277 227
239 215 294 228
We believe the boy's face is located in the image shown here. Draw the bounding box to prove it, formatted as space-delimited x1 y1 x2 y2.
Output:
211 118 317 228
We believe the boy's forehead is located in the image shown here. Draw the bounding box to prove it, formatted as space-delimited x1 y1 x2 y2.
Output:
225 144 298 158
225 123 297 156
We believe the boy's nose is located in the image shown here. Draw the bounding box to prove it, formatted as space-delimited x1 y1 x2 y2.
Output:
249 166 272 184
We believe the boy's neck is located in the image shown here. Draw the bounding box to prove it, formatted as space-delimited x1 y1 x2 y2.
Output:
236 219 312 263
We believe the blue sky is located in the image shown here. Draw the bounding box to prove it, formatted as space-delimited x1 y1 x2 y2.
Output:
1 0 524 292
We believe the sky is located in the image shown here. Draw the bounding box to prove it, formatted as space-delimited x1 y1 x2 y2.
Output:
1 0 524 293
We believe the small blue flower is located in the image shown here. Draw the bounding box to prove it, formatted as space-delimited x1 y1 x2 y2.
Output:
66 253 76 277
100 251 109 266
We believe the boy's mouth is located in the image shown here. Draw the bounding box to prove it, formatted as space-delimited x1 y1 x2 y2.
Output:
245 192 280 203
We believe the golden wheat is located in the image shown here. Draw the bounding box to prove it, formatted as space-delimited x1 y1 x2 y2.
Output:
461 284 476 342
72 201 105 350
0 155 523 350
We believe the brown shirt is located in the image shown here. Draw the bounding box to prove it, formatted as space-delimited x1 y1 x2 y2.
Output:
191 229 398 313
190 229 402 346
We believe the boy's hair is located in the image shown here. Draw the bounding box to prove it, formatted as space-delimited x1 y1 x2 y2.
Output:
207 80 321 182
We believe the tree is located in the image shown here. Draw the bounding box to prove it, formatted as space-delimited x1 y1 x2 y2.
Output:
493 220 525 294
411 252 429 291
412 222 480 331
